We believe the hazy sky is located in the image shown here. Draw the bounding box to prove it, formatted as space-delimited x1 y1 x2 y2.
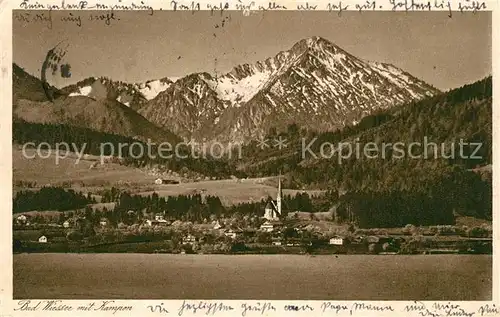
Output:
13 11 491 91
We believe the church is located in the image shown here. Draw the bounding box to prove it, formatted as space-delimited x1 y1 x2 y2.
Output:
263 174 283 220
260 175 284 232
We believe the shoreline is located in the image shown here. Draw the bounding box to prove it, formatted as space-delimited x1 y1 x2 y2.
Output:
13 246 492 256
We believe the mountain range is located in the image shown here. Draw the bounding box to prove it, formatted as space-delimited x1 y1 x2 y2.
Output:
12 66 179 143
140 36 440 143
14 36 440 145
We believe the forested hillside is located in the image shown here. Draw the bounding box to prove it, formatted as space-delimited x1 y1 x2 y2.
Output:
239 77 492 190
13 119 240 178
236 77 492 226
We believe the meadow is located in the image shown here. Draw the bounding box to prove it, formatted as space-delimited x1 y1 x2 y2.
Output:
13 147 323 206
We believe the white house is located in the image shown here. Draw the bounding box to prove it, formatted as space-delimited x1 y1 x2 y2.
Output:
15 214 28 225
260 221 275 232
213 220 223 230
145 217 169 227
38 236 48 243
329 237 344 245
224 229 242 239
182 234 196 244
157 219 169 226
272 237 282 246
155 214 165 221
152 214 169 226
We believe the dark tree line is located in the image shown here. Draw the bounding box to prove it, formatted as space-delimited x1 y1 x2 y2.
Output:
13 187 94 213
334 166 492 228
97 190 330 225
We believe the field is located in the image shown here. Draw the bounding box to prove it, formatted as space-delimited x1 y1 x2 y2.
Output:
13 254 492 300
136 179 324 206
13 147 157 188
13 147 324 206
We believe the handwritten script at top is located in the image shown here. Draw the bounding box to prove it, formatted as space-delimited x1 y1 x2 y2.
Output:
16 0 488 28
14 9 121 28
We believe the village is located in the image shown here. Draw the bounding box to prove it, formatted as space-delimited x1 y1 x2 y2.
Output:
12 177 493 255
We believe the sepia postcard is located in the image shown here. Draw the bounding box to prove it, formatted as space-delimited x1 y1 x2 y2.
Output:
0 1 499 316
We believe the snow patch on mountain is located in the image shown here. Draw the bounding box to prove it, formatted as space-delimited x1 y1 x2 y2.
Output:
137 79 172 100
206 70 272 105
68 85 92 97
116 95 130 107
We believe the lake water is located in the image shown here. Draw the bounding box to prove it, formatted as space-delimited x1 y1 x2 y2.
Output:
13 254 492 300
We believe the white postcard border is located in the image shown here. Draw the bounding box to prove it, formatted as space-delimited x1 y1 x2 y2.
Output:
0 1 498 316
